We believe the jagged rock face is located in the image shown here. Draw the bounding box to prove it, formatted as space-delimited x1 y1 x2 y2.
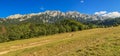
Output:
0 11 107 24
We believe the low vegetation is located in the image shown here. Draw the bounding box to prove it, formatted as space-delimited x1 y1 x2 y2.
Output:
0 26 120 56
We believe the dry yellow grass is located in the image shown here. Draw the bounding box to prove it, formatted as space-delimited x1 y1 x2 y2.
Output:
0 26 120 56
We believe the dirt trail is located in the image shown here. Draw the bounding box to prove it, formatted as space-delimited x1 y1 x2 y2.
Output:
0 40 52 55
0 35 73 55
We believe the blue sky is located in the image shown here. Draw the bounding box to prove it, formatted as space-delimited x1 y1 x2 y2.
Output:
0 0 120 17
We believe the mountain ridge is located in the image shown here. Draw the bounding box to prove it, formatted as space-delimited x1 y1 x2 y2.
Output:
4 11 120 20
0 10 120 26
6 11 105 20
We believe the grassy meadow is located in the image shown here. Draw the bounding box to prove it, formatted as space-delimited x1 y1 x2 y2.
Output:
0 26 120 56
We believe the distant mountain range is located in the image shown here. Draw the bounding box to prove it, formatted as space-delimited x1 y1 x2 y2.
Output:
0 11 106 22
0 10 120 25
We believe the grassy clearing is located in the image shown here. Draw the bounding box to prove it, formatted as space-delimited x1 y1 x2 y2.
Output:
0 26 120 56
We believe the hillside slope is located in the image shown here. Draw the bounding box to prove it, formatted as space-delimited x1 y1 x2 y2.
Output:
0 26 120 56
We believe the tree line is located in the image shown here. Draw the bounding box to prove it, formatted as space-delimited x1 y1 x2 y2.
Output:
0 19 97 43
0 18 114 43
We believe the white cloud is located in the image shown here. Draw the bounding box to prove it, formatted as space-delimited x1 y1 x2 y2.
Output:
95 11 107 15
95 11 120 18
40 7 45 10
80 0 84 3
102 12 120 18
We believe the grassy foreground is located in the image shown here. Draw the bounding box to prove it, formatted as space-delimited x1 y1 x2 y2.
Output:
0 26 120 56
